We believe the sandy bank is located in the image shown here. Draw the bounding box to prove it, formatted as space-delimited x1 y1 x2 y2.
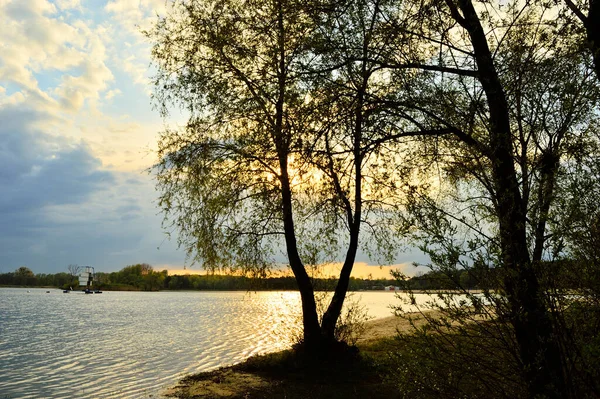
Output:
358 311 441 343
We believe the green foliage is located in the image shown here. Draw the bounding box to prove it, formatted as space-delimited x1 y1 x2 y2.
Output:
378 0 600 396
148 0 314 274
12 266 36 286
382 322 526 399
146 0 408 272
384 289 600 398
145 0 600 388
0 269 75 288
97 264 167 291
331 294 373 346
0 265 413 291
146 0 424 346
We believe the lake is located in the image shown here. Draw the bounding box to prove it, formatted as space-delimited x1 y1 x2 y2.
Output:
0 288 413 398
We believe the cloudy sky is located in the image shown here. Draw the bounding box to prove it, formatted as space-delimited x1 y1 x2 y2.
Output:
0 0 422 277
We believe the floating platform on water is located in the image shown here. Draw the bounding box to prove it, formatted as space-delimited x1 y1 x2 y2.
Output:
83 288 102 294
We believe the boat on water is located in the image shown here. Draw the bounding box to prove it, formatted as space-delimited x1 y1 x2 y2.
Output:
79 266 101 294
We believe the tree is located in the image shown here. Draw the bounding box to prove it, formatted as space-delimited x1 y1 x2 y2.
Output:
149 0 325 347
383 1 600 397
148 0 415 350
299 0 424 339
14 266 36 286
14 266 34 277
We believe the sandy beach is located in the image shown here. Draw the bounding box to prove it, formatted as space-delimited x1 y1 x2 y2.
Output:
357 311 440 343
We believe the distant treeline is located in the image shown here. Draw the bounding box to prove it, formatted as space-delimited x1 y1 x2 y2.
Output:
0 263 487 292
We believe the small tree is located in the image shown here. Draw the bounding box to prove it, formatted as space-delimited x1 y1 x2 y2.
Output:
147 0 417 350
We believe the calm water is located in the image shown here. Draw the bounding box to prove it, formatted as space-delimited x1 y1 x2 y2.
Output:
0 288 405 398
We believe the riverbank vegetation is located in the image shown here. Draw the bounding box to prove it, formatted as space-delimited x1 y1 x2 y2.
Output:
166 301 600 399
0 263 480 291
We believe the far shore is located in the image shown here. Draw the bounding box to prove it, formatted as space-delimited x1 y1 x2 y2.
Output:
1 285 485 295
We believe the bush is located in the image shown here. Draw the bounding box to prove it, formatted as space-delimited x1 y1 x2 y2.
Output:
387 319 525 399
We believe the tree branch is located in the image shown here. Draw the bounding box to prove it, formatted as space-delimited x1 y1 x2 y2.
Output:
563 0 588 24
372 61 478 77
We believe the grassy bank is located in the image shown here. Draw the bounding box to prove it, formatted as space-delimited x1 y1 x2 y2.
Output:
162 315 427 399
164 303 600 399
164 345 398 398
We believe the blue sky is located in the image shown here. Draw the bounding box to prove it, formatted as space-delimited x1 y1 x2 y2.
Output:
0 0 422 278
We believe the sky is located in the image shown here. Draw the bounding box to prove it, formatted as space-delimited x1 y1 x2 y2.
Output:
0 0 424 278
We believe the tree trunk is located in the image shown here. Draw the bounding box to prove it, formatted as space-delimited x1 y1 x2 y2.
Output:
272 0 322 349
587 0 600 81
279 141 322 347
321 229 360 339
449 0 567 396
320 55 367 341
532 152 560 262
564 0 600 80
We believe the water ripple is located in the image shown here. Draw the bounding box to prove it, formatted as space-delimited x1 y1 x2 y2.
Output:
0 289 400 398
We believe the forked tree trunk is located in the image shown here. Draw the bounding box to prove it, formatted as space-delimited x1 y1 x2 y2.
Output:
273 0 326 349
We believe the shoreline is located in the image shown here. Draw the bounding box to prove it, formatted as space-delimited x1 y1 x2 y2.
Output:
0 285 485 294
163 312 436 398
362 315 405 339
358 311 435 343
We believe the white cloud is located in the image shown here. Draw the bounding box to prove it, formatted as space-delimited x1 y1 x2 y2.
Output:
0 0 188 273
55 59 114 111
54 0 81 10
105 0 167 34
103 0 167 92
0 0 115 113
3 0 57 19
105 88 122 100
122 54 149 87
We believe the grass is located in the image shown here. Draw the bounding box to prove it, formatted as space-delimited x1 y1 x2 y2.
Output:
163 305 600 399
162 312 476 399
163 338 402 399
